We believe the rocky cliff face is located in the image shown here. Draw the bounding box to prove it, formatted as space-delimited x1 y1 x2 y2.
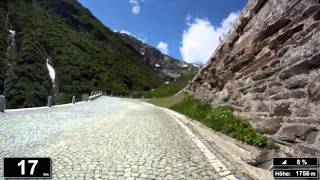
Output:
119 33 199 80
186 0 320 156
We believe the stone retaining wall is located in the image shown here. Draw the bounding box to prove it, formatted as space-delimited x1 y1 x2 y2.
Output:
186 0 320 156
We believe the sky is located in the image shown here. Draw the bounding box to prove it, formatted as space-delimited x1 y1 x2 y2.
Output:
78 0 248 64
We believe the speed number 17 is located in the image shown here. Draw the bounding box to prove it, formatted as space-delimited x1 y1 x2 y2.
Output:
18 159 38 175
4 157 51 178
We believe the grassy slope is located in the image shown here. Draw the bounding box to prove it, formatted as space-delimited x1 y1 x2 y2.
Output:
1 0 163 108
171 96 277 148
150 95 277 149
136 73 195 98
148 94 186 108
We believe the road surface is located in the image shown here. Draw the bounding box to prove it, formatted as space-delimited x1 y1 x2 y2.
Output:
0 97 244 179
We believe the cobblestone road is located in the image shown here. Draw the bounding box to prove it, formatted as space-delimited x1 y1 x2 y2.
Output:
0 97 242 179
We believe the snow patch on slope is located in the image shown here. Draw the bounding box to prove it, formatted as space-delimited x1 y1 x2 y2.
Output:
9 29 15 37
46 58 56 87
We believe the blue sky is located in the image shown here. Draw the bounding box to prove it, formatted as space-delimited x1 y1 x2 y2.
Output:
78 0 248 64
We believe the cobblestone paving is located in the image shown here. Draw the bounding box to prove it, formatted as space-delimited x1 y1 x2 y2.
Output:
0 97 240 179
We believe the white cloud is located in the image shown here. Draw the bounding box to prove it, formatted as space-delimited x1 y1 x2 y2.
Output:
157 41 169 54
129 0 141 15
179 11 240 64
132 5 140 15
186 14 192 23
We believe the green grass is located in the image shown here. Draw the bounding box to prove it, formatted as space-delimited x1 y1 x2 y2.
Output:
170 96 277 149
136 73 196 98
147 94 186 108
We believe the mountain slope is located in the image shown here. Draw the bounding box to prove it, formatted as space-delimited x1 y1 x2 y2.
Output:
0 1 7 96
185 0 320 156
0 0 194 109
118 33 199 80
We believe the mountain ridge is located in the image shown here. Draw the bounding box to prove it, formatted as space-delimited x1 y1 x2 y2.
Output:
118 32 199 80
0 0 197 109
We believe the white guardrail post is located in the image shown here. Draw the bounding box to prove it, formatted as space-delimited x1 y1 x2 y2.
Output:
82 94 89 102
0 95 5 113
47 96 53 107
72 96 76 104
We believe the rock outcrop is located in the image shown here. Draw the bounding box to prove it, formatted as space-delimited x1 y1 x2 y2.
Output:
185 0 320 156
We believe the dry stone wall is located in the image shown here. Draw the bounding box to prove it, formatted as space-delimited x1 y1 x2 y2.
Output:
185 0 320 156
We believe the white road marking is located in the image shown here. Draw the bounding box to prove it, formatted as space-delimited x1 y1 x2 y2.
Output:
5 102 86 112
146 103 238 179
